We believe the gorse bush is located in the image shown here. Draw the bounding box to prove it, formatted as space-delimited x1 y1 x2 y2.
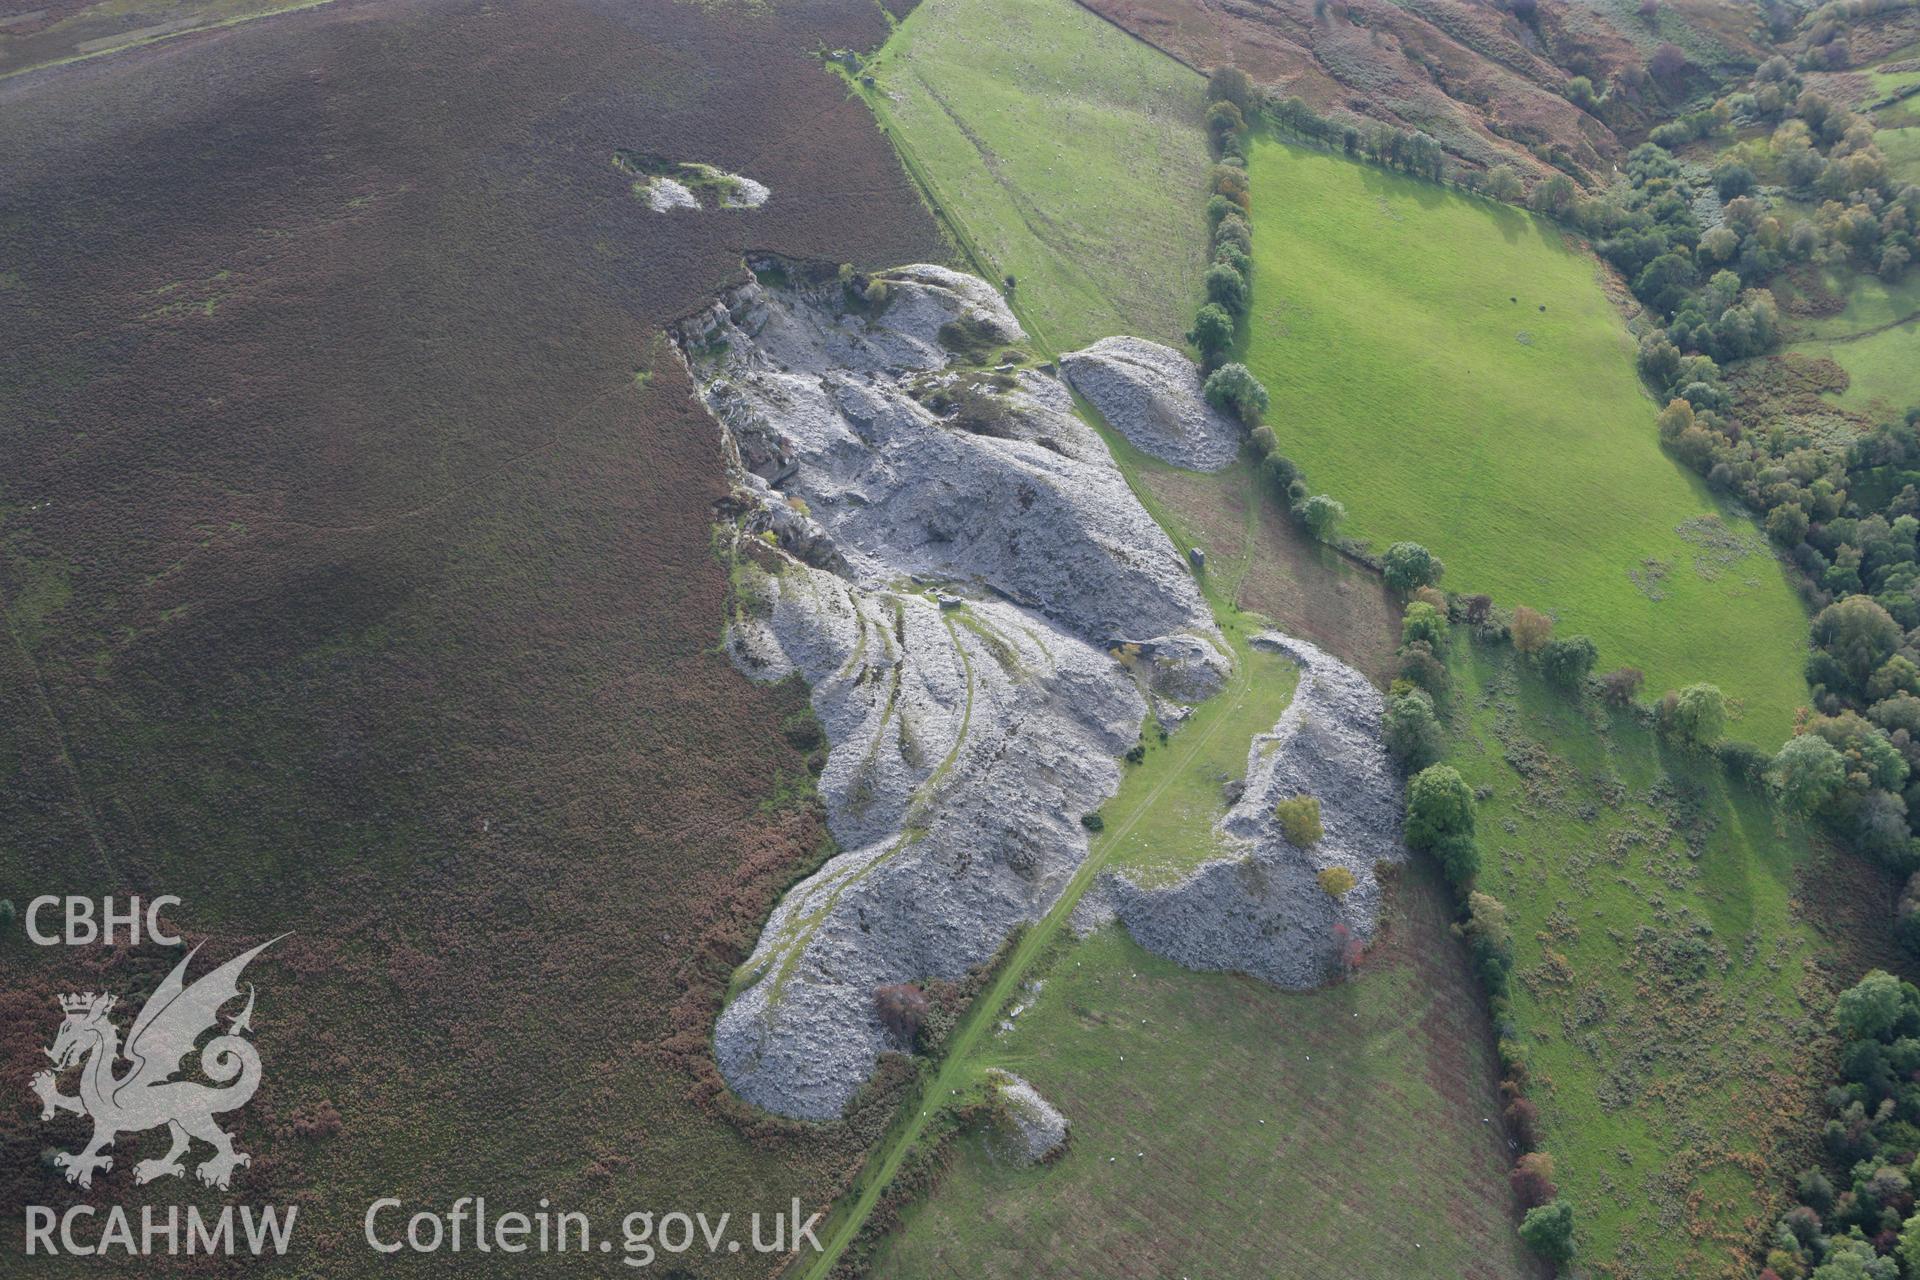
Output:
1316 865 1355 897
1274 794 1323 847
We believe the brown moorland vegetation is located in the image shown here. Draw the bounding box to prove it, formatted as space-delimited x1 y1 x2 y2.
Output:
0 0 944 1271
1080 0 1768 183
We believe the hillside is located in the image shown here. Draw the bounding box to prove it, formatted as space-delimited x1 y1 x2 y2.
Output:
0 0 943 1270
1439 633 1890 1276
1085 0 1770 184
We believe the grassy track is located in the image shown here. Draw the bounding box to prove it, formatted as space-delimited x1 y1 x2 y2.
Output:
857 0 1208 352
0 0 336 80
798 445 1290 1274
1243 138 1811 743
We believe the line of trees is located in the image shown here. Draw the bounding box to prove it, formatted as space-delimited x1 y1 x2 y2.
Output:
1196 68 1355 547
1193 65 1271 439
1368 563 1580 1269
1266 94 1446 183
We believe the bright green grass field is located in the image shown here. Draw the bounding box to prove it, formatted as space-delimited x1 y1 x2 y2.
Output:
870 901 1533 1280
860 0 1207 352
1447 635 1843 1277
1244 138 1810 743
1792 323 1920 416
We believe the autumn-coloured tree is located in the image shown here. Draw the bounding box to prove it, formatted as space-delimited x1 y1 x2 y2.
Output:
1510 1152 1558 1208
873 983 930 1043
1597 667 1644 707
1511 606 1553 655
1330 922 1365 973
1505 1096 1541 1149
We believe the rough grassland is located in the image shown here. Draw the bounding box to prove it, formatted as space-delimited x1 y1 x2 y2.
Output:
0 1 943 1273
1244 139 1810 744
1784 267 1920 419
869 874 1533 1280
860 0 1208 352
1443 636 1892 1278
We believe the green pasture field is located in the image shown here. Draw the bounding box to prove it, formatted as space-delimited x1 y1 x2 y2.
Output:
1242 137 1811 743
1880 125 1920 183
866 895 1532 1280
857 0 1208 352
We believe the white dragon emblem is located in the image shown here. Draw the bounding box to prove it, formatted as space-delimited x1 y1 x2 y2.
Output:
30 938 280 1191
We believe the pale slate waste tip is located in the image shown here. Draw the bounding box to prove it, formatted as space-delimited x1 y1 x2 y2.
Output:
671 260 1404 1120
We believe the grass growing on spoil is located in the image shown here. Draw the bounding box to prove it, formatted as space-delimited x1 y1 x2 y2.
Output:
1442 635 1872 1278
1243 137 1810 744
866 891 1532 1280
857 0 1210 352
1101 640 1296 886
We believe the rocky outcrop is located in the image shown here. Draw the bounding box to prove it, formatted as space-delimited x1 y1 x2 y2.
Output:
627 157 771 212
1085 632 1406 986
676 261 1228 1119
1061 336 1243 472
988 1070 1069 1163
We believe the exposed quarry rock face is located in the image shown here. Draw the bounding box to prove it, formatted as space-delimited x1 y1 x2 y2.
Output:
721 561 1140 1117
675 261 1228 1119
681 266 1225 660
1089 632 1406 985
1061 336 1243 472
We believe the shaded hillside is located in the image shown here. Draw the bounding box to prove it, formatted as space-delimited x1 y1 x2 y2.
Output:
0 0 944 1271
1082 0 1770 182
